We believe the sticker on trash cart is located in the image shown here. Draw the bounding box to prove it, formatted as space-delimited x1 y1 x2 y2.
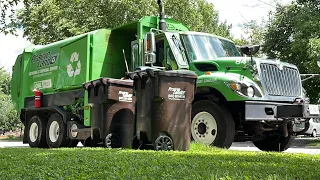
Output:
118 91 133 102
168 87 186 101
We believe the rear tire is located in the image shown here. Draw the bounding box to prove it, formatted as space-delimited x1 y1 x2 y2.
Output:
46 113 68 148
191 100 235 148
27 115 47 148
253 133 295 152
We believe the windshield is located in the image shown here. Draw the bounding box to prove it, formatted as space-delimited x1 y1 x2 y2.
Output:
181 34 241 61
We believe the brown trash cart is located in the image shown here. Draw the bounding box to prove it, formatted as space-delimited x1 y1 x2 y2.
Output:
128 68 197 151
83 78 135 148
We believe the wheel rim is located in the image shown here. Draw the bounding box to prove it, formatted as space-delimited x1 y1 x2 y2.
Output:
191 111 217 145
49 121 60 143
313 130 317 137
105 133 120 148
29 122 39 142
155 135 173 151
70 124 78 138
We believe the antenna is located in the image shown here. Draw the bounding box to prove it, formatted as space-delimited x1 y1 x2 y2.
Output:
122 49 129 73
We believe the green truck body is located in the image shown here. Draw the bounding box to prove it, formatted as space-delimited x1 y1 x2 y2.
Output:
11 2 320 151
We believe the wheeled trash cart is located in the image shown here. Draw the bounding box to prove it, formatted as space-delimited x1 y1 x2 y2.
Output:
128 68 197 151
82 78 135 148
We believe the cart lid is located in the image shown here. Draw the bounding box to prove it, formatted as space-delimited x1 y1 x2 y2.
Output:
83 77 133 90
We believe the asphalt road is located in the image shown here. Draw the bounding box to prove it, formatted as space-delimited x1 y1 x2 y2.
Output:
1 137 320 154
230 137 320 154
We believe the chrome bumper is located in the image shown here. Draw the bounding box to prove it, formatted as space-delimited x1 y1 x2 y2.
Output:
245 101 320 121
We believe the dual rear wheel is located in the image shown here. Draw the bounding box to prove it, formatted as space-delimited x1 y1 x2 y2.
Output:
27 113 78 148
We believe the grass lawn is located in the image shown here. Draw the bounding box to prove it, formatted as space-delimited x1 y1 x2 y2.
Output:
307 139 320 147
0 136 23 141
1 143 319 180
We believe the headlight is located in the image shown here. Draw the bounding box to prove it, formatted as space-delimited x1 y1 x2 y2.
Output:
229 83 242 91
227 82 255 97
245 86 255 97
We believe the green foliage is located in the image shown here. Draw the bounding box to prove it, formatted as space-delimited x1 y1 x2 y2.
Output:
263 1 320 103
6 0 231 44
0 0 20 35
0 93 21 132
0 67 11 95
0 143 320 179
64 98 84 121
0 68 20 131
233 20 266 58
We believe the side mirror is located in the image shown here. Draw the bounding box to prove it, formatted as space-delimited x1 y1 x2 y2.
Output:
143 31 156 65
240 45 260 56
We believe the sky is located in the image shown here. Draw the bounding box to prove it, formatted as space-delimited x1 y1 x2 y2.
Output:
0 0 291 73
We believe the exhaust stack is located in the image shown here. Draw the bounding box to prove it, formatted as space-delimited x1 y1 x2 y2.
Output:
157 0 166 31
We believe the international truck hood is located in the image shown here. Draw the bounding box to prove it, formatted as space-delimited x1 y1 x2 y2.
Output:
189 56 299 76
191 56 303 102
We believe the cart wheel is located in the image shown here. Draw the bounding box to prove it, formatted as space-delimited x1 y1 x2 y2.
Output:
105 133 121 148
154 135 173 151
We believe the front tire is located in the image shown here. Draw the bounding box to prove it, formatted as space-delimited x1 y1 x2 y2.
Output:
253 133 295 152
191 100 235 148
27 115 47 148
46 113 68 148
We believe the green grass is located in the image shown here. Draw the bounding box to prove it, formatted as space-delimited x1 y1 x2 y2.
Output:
1 143 319 180
307 139 320 147
0 136 23 141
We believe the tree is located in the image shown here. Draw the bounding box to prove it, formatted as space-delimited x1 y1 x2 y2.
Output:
0 93 20 132
0 0 20 35
233 20 266 57
5 0 231 44
0 67 20 132
0 67 11 95
263 0 320 103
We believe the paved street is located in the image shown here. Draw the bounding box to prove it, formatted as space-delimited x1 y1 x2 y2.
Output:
1 137 320 154
230 137 320 154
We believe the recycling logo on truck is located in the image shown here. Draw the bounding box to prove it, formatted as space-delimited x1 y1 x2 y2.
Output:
66 52 81 77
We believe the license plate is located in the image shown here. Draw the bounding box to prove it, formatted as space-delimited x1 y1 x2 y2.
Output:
309 105 320 115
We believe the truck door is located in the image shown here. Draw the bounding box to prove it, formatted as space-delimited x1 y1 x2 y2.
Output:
131 40 142 71
164 33 189 70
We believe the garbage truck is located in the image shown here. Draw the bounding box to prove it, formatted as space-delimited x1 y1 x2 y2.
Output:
11 0 320 151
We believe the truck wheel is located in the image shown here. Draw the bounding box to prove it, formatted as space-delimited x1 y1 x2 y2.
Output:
252 134 295 152
191 100 235 148
46 113 68 148
27 115 47 148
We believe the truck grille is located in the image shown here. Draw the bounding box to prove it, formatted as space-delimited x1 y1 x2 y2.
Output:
260 63 301 97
